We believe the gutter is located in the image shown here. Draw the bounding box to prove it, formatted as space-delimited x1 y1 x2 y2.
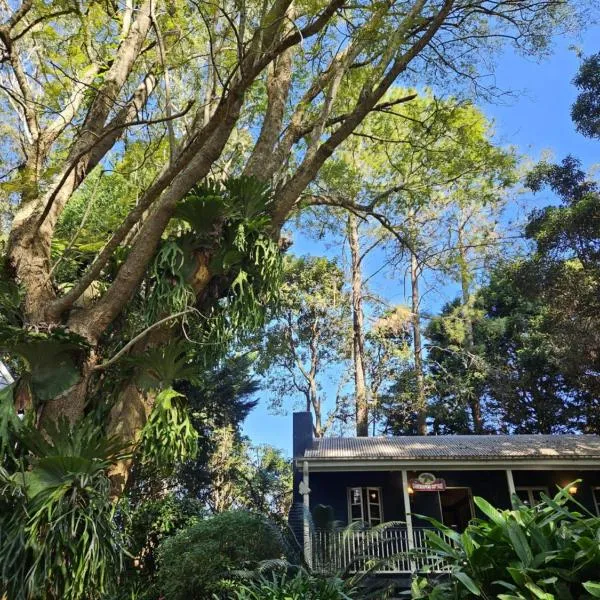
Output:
294 457 600 471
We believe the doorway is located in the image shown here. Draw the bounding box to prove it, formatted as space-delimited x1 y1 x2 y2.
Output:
439 488 474 531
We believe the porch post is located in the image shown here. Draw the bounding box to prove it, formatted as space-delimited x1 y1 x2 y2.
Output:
401 469 416 573
506 469 516 504
301 460 312 568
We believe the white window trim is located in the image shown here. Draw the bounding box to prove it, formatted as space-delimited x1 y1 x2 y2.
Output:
347 487 364 523
515 486 549 506
366 487 384 525
347 487 383 526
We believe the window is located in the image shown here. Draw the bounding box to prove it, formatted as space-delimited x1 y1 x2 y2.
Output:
515 486 548 506
347 487 383 526
592 487 600 516
348 487 364 522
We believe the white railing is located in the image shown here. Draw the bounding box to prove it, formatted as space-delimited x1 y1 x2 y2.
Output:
311 527 451 574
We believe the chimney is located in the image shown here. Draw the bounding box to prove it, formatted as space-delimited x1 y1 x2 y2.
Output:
293 411 313 458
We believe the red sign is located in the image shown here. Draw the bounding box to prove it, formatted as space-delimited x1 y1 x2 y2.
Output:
410 479 446 491
410 472 446 491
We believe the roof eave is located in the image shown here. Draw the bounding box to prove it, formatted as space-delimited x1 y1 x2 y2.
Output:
295 457 600 471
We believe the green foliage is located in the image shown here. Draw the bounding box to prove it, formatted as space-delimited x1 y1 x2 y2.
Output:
226 568 355 600
138 388 198 471
117 494 205 596
0 417 128 600
146 240 196 323
424 298 489 434
0 279 21 326
195 178 283 355
413 485 600 600
128 342 201 391
157 511 284 600
0 326 89 403
257 255 351 424
0 383 21 457
571 53 600 139
140 176 283 365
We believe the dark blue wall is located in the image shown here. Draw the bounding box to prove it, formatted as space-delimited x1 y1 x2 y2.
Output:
513 469 600 513
304 468 600 525
308 471 407 524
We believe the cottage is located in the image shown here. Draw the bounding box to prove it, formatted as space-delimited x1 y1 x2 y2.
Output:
291 411 600 576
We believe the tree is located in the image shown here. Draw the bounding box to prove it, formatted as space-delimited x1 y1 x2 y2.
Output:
258 255 351 436
477 266 589 433
307 93 516 434
571 52 600 138
348 213 370 436
0 0 581 495
425 298 489 433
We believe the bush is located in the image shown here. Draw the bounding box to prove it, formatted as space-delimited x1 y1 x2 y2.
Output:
413 484 600 599
157 511 284 600
226 568 355 600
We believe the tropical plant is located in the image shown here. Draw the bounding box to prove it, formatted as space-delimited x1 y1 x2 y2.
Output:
225 568 356 600
412 484 600 600
137 387 198 471
0 418 129 600
156 510 285 600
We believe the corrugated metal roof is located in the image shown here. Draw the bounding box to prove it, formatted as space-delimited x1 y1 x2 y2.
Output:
303 434 600 461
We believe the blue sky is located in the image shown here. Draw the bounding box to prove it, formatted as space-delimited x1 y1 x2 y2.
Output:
243 24 600 455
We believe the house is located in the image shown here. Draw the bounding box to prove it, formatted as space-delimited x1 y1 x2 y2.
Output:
291 411 600 576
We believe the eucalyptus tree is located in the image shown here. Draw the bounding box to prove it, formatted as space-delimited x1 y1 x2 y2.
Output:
348 212 369 436
257 255 351 436
0 0 585 493
307 93 517 432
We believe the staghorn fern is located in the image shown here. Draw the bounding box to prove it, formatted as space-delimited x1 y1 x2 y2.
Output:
137 388 198 472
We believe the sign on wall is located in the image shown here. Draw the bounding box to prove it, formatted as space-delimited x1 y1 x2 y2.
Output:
410 472 446 492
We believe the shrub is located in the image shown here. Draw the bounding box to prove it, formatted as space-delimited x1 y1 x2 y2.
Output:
226 568 355 600
412 484 600 599
157 510 284 600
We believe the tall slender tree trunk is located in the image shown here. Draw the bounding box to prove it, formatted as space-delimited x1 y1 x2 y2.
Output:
348 213 369 436
410 249 428 435
457 226 483 433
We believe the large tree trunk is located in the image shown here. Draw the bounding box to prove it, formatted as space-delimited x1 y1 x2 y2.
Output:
348 213 369 436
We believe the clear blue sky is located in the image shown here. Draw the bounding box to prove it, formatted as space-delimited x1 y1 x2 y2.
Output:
243 25 600 456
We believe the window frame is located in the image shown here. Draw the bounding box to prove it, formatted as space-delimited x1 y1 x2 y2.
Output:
347 486 383 526
347 487 364 524
515 486 549 507
366 487 384 525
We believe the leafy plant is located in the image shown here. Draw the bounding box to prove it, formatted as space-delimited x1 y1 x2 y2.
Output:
225 567 356 600
156 510 285 600
173 177 283 361
412 484 600 599
138 388 198 470
0 327 89 402
0 418 129 600
127 342 201 391
146 240 196 323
